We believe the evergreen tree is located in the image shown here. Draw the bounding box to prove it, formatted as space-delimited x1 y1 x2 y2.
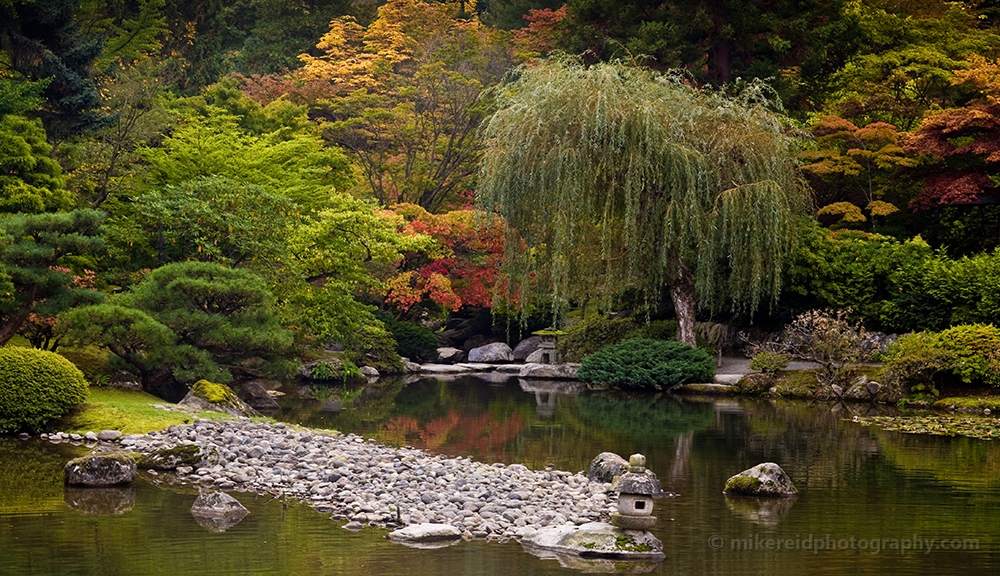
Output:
0 0 106 137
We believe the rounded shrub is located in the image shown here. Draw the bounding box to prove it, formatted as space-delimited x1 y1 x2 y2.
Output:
0 347 88 433
559 316 641 362
577 338 715 390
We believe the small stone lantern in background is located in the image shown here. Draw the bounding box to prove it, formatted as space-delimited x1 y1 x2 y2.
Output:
530 329 565 364
610 454 660 530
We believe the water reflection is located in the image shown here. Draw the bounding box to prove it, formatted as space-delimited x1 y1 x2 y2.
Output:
723 495 796 527
64 486 136 515
4 376 1000 575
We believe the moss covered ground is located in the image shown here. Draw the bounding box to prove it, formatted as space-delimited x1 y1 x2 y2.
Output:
59 388 230 435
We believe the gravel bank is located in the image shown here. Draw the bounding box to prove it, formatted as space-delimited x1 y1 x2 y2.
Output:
116 420 617 541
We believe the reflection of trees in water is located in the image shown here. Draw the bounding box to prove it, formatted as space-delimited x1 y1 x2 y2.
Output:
875 431 1000 491
573 393 715 440
378 410 527 457
0 439 84 515
709 400 884 491
275 377 407 432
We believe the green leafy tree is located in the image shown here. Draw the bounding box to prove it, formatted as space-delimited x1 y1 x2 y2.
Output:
78 0 168 66
830 2 1000 129
62 60 176 208
0 209 106 345
140 92 352 211
105 175 297 274
59 303 199 391
798 115 915 231
477 60 808 346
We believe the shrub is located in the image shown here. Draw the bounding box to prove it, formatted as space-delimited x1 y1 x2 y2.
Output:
374 310 439 362
559 316 640 362
882 324 1000 391
347 323 404 373
749 351 790 374
0 347 88 433
782 309 874 389
577 338 715 390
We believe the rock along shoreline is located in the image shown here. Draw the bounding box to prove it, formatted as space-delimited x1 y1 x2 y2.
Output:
111 419 618 542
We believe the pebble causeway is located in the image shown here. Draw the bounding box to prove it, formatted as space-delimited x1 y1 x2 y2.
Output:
97 420 617 541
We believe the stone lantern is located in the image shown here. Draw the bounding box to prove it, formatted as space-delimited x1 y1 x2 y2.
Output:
530 329 565 364
610 454 660 530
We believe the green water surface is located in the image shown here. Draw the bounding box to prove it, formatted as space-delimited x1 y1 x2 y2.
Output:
2 375 998 575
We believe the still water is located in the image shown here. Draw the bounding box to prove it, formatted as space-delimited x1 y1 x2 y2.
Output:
2 374 999 575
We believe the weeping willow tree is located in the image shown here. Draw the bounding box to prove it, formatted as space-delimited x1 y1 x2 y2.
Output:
476 59 809 346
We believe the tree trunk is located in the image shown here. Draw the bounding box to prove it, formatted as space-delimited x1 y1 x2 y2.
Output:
670 272 697 347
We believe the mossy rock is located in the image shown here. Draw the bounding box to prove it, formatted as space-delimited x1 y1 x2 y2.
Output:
180 380 257 417
134 444 204 470
64 452 137 486
723 462 798 497
723 475 763 495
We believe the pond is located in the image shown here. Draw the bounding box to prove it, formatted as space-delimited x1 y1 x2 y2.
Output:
2 374 999 575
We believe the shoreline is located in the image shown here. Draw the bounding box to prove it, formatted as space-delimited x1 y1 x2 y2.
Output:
108 419 619 541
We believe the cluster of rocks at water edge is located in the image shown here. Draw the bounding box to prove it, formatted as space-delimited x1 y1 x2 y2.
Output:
113 420 619 542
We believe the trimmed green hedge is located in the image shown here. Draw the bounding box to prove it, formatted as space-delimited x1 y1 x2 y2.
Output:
577 338 715 390
0 347 88 433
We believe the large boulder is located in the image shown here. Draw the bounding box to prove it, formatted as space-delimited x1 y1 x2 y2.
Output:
237 380 280 412
723 462 798 497
179 380 258 418
512 336 544 361
519 363 579 379
190 490 250 532
587 452 629 483
64 452 137 486
467 342 513 363
436 347 465 364
462 334 490 352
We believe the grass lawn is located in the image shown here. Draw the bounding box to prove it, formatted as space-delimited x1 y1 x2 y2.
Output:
59 387 231 435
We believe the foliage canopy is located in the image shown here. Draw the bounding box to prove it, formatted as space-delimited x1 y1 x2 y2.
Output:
477 59 808 342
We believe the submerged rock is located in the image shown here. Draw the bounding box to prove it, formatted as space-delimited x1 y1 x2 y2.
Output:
387 523 462 548
190 490 249 532
723 462 798 497
64 452 137 486
521 522 664 561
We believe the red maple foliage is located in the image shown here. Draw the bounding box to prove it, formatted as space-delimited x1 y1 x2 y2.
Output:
513 6 570 57
905 102 1000 209
383 204 504 311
